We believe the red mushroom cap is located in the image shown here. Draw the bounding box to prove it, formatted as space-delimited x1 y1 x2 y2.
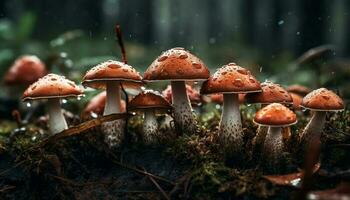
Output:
290 92 303 110
82 60 142 89
82 91 126 119
245 81 292 105
254 103 297 126
4 55 47 86
162 84 201 106
206 93 246 104
200 63 261 94
301 88 344 111
22 73 83 101
286 84 312 96
143 47 210 81
128 90 171 112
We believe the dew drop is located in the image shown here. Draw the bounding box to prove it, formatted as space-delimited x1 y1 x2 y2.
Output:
158 56 168 62
228 62 236 66
123 69 128 72
26 102 32 107
77 96 81 100
192 62 202 69
232 78 243 87
62 99 68 104
108 64 120 69
237 69 248 75
249 78 256 83
179 54 188 59
322 95 330 100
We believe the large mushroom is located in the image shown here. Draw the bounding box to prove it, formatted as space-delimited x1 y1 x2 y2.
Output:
201 63 261 155
22 74 83 134
82 60 142 147
254 103 297 164
300 88 344 146
128 90 172 144
82 91 126 120
143 47 209 134
4 55 47 98
245 81 293 153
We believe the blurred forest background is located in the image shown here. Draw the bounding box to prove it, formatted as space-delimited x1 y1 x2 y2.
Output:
0 0 349 100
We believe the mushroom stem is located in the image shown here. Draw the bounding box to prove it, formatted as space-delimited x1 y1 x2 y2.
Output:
102 81 124 147
143 109 158 144
104 81 122 115
219 93 243 154
47 98 68 134
171 81 197 134
301 111 326 145
263 126 283 162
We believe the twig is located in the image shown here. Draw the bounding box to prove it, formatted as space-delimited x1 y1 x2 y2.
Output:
142 167 170 200
115 25 127 64
0 160 26 177
49 174 112 187
32 113 130 149
98 144 175 185
0 185 16 193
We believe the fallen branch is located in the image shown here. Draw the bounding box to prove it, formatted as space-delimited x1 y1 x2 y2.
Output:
143 167 170 200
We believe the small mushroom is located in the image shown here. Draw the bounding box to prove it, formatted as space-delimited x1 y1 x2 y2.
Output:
4 55 47 86
201 63 261 155
254 103 297 164
82 60 142 147
82 91 126 120
286 84 312 97
289 92 303 110
128 90 171 144
22 74 83 134
162 84 201 107
143 47 209 134
4 55 47 98
300 88 344 147
245 81 293 154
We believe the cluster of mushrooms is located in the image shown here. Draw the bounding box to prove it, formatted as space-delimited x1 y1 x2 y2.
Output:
4 48 345 166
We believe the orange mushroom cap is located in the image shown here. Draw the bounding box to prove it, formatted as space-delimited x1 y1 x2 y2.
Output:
290 92 303 110
245 81 292 105
82 91 126 118
206 93 246 104
4 55 47 86
143 47 209 81
82 60 142 90
286 84 312 96
22 74 83 101
254 103 297 126
200 63 261 94
301 88 344 111
162 84 201 106
128 90 171 112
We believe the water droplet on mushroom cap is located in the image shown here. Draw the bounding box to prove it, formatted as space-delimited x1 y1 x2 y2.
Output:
108 64 120 69
179 54 188 59
158 56 168 62
192 62 202 69
232 78 243 87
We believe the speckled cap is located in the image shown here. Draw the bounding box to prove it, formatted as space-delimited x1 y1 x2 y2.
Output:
22 73 83 101
245 81 292 105
82 60 142 89
254 103 297 127
143 47 210 81
128 90 171 112
162 84 201 106
4 55 47 86
301 88 344 111
200 63 261 94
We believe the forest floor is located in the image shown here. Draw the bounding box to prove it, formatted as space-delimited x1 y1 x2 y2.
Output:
0 105 349 200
